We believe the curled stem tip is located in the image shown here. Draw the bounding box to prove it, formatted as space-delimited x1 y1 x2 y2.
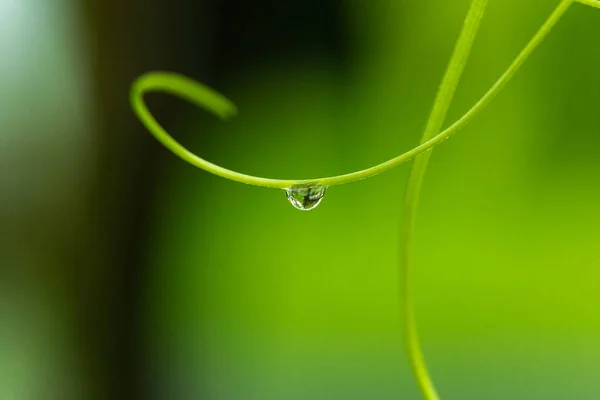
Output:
130 0 578 192
130 0 592 193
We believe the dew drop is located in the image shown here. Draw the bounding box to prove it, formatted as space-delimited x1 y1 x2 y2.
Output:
284 184 327 211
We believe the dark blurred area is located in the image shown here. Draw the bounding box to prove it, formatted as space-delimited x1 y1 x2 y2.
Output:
1 0 349 399
84 1 348 398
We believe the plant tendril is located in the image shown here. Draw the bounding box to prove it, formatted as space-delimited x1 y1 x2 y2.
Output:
130 0 598 399
130 0 594 190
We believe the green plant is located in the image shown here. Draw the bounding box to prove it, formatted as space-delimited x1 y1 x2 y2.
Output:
130 0 599 398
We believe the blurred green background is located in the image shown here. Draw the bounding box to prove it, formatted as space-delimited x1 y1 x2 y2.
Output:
0 0 599 399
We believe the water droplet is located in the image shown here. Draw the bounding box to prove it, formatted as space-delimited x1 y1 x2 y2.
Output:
284 184 327 211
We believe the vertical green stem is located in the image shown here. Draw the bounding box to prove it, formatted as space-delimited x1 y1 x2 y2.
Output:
400 1 488 399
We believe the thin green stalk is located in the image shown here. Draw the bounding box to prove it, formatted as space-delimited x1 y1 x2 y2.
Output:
400 1 488 399
399 1 574 399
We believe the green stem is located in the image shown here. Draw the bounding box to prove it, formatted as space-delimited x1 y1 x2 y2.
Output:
399 1 574 399
400 1 488 399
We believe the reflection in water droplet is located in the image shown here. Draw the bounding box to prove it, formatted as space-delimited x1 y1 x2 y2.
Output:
284 184 327 211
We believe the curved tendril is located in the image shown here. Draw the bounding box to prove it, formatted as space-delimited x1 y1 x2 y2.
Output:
131 0 581 190
129 1 594 400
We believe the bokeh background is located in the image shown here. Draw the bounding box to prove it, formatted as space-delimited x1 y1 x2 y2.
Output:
1 0 599 399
